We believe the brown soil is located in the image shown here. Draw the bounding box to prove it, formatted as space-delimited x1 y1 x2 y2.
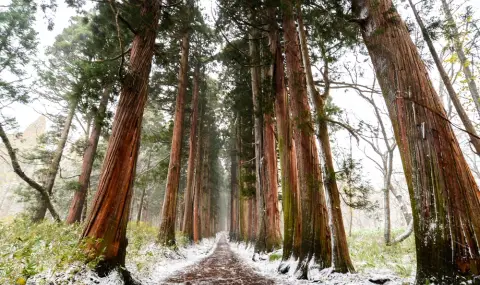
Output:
163 235 276 284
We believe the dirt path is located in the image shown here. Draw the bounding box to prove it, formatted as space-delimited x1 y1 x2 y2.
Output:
163 235 276 284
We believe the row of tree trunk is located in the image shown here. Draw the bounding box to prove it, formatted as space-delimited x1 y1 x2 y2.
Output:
227 0 480 283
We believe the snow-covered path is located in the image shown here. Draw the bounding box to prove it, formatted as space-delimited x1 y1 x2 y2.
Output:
163 234 276 284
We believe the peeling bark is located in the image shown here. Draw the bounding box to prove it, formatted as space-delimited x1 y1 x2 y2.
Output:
297 4 353 273
352 0 480 282
409 0 480 155
281 0 331 277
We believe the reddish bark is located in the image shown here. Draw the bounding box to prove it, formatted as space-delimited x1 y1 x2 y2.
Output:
80 0 160 271
296 5 353 272
352 0 480 282
281 0 331 277
262 113 282 251
158 31 190 246
67 87 110 224
182 62 201 240
272 38 298 260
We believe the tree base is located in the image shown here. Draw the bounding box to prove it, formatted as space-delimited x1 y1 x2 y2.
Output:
95 262 141 285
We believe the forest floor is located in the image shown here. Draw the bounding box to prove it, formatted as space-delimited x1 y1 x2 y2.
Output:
159 232 414 285
162 234 276 284
1 218 414 284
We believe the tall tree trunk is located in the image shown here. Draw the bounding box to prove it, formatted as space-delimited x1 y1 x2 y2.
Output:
193 119 205 243
158 31 190 246
249 26 268 253
33 97 79 222
67 87 110 224
281 0 331 277
352 0 480 282
409 0 480 155
229 118 239 240
80 1 160 272
260 7 284 253
271 35 298 261
296 3 354 273
441 0 480 118
182 62 201 240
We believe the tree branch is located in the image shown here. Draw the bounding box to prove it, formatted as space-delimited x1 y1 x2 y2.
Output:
0 123 60 221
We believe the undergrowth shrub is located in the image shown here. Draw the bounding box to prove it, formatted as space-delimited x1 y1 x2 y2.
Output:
0 216 95 284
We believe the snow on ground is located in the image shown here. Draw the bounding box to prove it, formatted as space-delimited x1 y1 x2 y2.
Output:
228 236 414 285
27 236 217 285
129 235 218 284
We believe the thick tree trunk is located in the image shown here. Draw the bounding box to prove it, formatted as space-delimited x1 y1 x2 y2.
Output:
441 0 480 118
80 0 160 272
182 62 201 240
158 31 190 246
262 113 282 251
296 4 353 273
67 87 110 224
33 97 79 222
271 37 298 261
409 0 480 155
281 0 331 277
352 0 480 282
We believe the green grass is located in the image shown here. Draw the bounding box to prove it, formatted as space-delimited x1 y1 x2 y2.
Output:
269 253 282 261
348 229 416 277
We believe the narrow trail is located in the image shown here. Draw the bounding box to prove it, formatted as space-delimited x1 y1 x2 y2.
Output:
163 234 276 284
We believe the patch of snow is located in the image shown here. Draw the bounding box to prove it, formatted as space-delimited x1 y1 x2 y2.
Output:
228 237 414 285
129 235 217 284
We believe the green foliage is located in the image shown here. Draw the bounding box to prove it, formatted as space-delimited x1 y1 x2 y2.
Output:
0 217 96 284
337 156 378 212
348 229 416 278
0 0 37 116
